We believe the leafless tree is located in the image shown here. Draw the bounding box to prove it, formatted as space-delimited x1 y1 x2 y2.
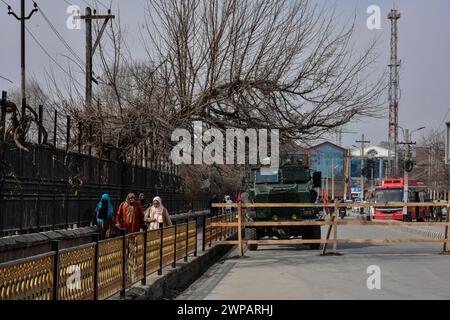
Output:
9 0 387 195
414 129 450 197
141 0 386 142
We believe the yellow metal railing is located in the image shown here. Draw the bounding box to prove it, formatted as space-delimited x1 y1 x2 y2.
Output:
0 252 55 300
0 213 230 300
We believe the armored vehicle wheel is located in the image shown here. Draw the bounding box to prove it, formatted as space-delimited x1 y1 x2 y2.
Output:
309 225 321 250
245 228 258 251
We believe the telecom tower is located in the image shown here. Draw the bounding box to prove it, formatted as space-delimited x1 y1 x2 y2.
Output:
388 8 401 177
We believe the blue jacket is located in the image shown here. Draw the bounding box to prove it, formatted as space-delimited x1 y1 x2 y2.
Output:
96 194 114 224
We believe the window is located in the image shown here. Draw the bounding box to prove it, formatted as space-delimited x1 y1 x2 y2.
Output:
282 168 311 183
255 169 278 183
374 188 403 202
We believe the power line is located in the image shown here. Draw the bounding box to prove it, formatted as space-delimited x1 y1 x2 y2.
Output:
0 0 10 8
438 107 450 129
34 2 85 71
0 75 14 84
93 0 110 11
81 0 110 11
25 25 84 90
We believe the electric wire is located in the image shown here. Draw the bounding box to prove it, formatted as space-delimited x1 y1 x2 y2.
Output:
25 25 84 90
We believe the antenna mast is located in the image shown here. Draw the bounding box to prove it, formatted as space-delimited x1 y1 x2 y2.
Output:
387 8 401 177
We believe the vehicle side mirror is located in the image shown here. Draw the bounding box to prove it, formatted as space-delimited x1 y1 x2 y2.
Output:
312 172 322 188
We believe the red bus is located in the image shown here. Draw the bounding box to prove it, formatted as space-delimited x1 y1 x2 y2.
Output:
373 179 431 221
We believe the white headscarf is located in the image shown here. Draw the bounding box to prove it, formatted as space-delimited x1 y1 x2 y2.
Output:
145 197 164 229
152 196 164 211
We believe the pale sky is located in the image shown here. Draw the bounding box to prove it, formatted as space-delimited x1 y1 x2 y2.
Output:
0 0 449 147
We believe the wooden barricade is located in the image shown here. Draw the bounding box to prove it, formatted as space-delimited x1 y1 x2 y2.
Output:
211 201 450 257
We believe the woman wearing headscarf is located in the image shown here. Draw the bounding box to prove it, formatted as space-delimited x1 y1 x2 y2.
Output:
115 193 145 233
145 196 172 230
95 193 114 239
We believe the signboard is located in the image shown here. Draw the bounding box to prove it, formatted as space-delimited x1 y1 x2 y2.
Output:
447 122 450 164
350 187 361 200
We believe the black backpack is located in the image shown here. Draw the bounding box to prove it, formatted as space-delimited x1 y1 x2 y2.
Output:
97 199 109 220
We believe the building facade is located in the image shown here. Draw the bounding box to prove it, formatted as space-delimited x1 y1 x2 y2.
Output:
308 143 392 199
308 142 349 198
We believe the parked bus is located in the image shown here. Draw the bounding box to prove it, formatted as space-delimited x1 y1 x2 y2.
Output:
373 179 431 221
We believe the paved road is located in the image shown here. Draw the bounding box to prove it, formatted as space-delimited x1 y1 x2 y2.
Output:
177 223 450 300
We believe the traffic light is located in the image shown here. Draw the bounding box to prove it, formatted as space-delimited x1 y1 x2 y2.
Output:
404 160 414 173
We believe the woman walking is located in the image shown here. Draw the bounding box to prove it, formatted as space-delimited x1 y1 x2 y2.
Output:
95 193 114 239
115 193 145 234
145 196 172 230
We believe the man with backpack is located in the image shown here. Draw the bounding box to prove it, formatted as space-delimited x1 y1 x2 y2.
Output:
96 193 114 239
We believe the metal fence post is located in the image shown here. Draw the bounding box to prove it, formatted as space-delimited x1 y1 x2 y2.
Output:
142 225 148 285
51 110 57 148
120 229 126 298
333 200 338 254
78 122 82 155
184 218 189 262
209 216 213 248
38 105 43 145
51 240 60 301
93 233 100 300
66 115 71 153
0 106 5 143
158 223 164 275
202 215 206 252
88 124 93 157
443 203 450 253
172 223 177 268
194 216 198 257
1 91 6 143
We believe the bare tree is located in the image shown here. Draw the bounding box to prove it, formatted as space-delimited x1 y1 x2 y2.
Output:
414 129 450 197
142 0 386 142
14 0 387 195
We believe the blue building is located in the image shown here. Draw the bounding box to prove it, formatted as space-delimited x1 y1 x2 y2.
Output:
308 142 348 198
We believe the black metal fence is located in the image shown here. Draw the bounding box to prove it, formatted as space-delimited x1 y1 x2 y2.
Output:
0 91 209 236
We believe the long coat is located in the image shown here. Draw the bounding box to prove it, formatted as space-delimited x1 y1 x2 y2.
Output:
116 202 144 233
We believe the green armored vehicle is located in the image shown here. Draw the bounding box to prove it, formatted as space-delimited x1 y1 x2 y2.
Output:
244 154 323 250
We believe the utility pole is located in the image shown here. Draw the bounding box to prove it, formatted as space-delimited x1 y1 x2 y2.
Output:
331 158 335 200
326 161 329 199
80 7 115 111
371 166 375 190
343 149 351 201
398 129 416 219
7 0 38 127
356 134 370 202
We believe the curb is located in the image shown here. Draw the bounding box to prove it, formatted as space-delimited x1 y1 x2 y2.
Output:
397 225 445 239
